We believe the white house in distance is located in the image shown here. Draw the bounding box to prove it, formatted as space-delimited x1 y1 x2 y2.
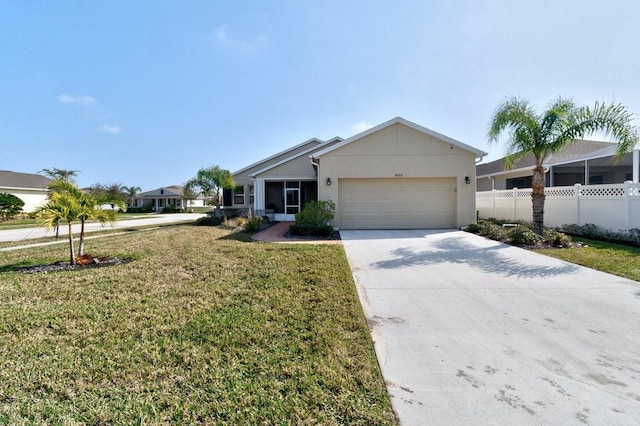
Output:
0 170 51 212
226 117 487 229
135 185 206 212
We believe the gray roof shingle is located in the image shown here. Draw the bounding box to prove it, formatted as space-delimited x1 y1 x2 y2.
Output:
0 170 51 189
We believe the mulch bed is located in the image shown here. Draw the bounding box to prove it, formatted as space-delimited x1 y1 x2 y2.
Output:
15 256 132 274
282 230 341 241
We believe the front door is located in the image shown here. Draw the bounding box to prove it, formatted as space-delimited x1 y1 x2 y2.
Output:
285 188 300 214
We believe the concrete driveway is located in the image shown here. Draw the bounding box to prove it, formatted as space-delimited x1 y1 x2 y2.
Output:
341 230 640 425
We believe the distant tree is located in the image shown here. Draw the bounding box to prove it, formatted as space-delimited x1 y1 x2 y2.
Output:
182 185 198 212
0 193 25 221
185 166 235 211
488 97 637 234
39 167 79 182
89 182 126 209
121 185 142 208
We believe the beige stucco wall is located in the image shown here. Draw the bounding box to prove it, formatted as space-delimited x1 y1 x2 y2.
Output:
0 187 49 213
254 154 317 180
317 123 478 228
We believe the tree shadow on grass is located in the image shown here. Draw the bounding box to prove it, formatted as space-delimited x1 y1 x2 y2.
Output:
371 236 579 279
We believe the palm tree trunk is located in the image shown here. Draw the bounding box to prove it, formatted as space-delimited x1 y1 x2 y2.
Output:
531 164 546 235
67 221 76 265
79 219 85 256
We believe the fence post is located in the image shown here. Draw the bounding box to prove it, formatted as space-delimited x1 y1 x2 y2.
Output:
624 181 632 231
574 184 581 225
492 189 496 218
513 187 518 221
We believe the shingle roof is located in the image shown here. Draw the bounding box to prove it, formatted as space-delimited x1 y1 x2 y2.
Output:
476 140 618 176
0 170 51 189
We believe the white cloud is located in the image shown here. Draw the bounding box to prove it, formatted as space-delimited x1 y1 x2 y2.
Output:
57 94 96 106
97 125 121 135
212 24 269 53
350 121 374 135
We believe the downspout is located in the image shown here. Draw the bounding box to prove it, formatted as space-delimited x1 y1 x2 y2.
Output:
488 176 495 190
310 155 320 198
249 174 256 214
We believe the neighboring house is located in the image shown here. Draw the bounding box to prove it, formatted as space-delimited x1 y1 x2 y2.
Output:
135 185 206 212
0 170 51 212
477 140 639 191
227 117 486 229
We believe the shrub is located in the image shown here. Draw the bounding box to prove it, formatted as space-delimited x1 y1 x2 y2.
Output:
543 229 572 247
195 216 222 226
242 216 263 233
290 223 334 237
295 200 335 227
466 222 483 234
508 225 540 246
161 205 183 214
0 192 25 221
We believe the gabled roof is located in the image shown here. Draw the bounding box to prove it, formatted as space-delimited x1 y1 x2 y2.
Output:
138 185 184 198
312 117 487 159
233 137 325 176
476 140 621 177
250 137 344 177
0 170 51 189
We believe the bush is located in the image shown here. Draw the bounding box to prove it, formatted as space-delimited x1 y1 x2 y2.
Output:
242 216 263 233
127 203 153 213
470 220 508 241
543 229 572 247
0 192 25 221
295 200 335 227
562 223 640 247
290 223 334 237
195 216 222 226
161 205 183 213
508 225 540 246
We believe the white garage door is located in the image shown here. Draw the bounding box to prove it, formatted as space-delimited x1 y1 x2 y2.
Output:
338 178 456 229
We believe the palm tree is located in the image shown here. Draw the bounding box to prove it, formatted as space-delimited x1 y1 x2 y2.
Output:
39 167 79 238
39 167 79 182
49 180 126 256
121 185 142 208
37 189 81 264
185 166 235 214
488 97 637 234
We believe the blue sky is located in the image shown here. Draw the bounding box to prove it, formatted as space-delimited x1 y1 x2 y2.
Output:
1 0 638 190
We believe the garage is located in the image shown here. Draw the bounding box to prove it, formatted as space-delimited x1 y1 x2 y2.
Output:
338 177 457 229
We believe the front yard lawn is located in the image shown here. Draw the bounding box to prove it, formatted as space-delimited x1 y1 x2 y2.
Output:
533 236 640 282
0 226 395 424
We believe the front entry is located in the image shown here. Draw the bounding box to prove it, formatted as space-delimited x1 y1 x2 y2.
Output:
265 180 317 220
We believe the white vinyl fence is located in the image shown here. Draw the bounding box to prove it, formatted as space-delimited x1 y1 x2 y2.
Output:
476 182 640 231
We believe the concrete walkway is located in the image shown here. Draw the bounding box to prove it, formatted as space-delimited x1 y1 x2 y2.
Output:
341 229 640 425
252 222 341 244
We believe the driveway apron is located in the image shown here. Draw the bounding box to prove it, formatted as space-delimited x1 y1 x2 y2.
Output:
341 230 640 425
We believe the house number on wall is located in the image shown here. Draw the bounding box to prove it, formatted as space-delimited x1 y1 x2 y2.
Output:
394 173 403 177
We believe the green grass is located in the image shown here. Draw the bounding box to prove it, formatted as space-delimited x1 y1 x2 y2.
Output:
533 237 640 282
0 226 395 424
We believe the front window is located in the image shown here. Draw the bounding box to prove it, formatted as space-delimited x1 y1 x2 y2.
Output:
233 186 245 205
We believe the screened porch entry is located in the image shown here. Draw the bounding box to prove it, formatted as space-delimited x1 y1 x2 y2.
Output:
265 180 317 218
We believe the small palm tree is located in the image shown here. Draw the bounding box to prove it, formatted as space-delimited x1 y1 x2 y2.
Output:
121 185 142 208
49 180 126 256
39 167 79 182
37 190 81 264
488 97 637 234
